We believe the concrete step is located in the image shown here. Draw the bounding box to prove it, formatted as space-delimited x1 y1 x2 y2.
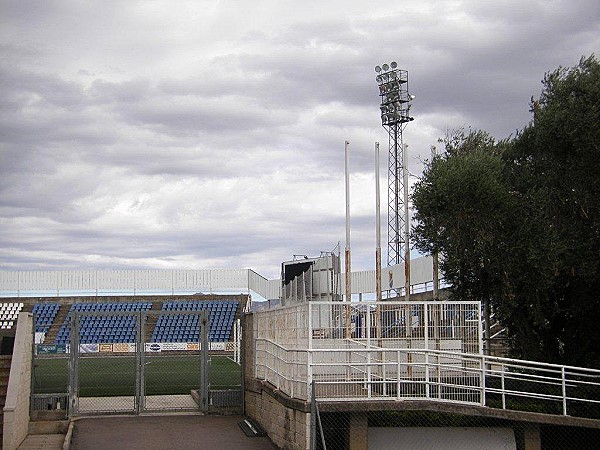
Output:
31 411 68 422
28 420 69 435
16 433 65 450
0 356 12 369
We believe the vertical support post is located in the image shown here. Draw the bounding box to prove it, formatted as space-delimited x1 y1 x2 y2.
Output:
478 302 484 355
309 265 313 302
396 350 401 400
136 310 143 414
344 140 352 339
310 380 327 450
480 356 486 406
200 309 210 412
302 271 306 302
562 366 567 415
431 145 440 301
69 312 79 416
424 304 429 350
310 380 316 450
307 302 313 388
425 353 430 399
501 365 506 409
483 298 490 356
366 305 372 398
375 142 382 341
403 143 410 300
433 254 439 299
391 124 400 268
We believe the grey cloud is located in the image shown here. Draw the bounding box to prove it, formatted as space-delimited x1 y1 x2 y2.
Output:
1 0 599 277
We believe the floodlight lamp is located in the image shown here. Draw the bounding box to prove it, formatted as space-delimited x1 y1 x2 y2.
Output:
375 65 382 73
382 63 389 71
391 61 398 69
376 75 383 83
389 71 397 80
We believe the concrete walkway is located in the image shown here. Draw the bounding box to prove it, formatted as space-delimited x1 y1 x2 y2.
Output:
17 434 64 450
69 415 277 450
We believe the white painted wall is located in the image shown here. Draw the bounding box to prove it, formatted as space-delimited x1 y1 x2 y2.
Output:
368 427 516 450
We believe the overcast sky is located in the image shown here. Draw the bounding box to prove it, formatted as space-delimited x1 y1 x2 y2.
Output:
1 0 598 279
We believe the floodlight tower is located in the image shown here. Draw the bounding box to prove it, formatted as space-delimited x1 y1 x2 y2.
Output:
374 62 414 297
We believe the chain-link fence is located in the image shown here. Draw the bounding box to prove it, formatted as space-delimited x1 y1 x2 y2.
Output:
310 383 600 450
32 305 243 416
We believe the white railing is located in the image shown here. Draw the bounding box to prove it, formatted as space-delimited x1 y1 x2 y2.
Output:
254 338 600 419
254 300 482 355
256 339 309 400
0 255 442 299
0 268 281 300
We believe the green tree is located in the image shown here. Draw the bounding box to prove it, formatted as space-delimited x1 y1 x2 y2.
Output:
503 55 600 367
412 55 600 367
412 129 510 304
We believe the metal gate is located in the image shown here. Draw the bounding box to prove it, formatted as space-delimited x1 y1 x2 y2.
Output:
32 307 243 416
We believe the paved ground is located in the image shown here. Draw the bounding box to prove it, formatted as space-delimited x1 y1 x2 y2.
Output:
17 434 64 450
69 415 278 450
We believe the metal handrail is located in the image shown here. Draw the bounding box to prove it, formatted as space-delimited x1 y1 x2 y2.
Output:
255 338 600 418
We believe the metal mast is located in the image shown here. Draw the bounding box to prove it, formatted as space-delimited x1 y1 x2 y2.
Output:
374 62 414 294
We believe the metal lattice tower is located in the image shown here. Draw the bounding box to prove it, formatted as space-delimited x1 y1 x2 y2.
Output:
374 63 414 269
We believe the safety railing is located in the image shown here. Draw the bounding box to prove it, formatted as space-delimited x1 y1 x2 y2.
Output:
255 338 600 419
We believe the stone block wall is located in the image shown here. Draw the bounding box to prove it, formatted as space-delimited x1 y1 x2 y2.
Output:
3 312 33 450
245 386 310 450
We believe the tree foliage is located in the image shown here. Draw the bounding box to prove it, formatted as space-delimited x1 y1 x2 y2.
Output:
412 55 600 367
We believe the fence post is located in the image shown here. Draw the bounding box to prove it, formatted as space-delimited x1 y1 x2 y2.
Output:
310 380 316 450
367 304 372 398
135 311 142 414
200 309 209 413
480 356 486 406
69 312 79 416
307 303 313 389
397 350 401 400
501 364 506 409
562 366 567 415
425 352 430 399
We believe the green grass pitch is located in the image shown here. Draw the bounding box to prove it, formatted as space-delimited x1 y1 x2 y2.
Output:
33 354 241 397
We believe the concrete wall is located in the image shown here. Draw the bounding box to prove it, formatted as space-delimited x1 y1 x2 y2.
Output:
3 312 33 450
243 313 255 381
245 387 310 450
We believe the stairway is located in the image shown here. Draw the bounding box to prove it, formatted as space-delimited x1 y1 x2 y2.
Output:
144 301 163 342
43 305 70 344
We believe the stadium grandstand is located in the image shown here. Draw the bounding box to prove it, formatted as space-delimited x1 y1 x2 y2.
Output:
0 297 243 347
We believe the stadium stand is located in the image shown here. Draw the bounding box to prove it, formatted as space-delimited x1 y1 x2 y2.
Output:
31 302 60 333
0 302 23 330
54 302 153 344
0 297 241 344
152 300 238 343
